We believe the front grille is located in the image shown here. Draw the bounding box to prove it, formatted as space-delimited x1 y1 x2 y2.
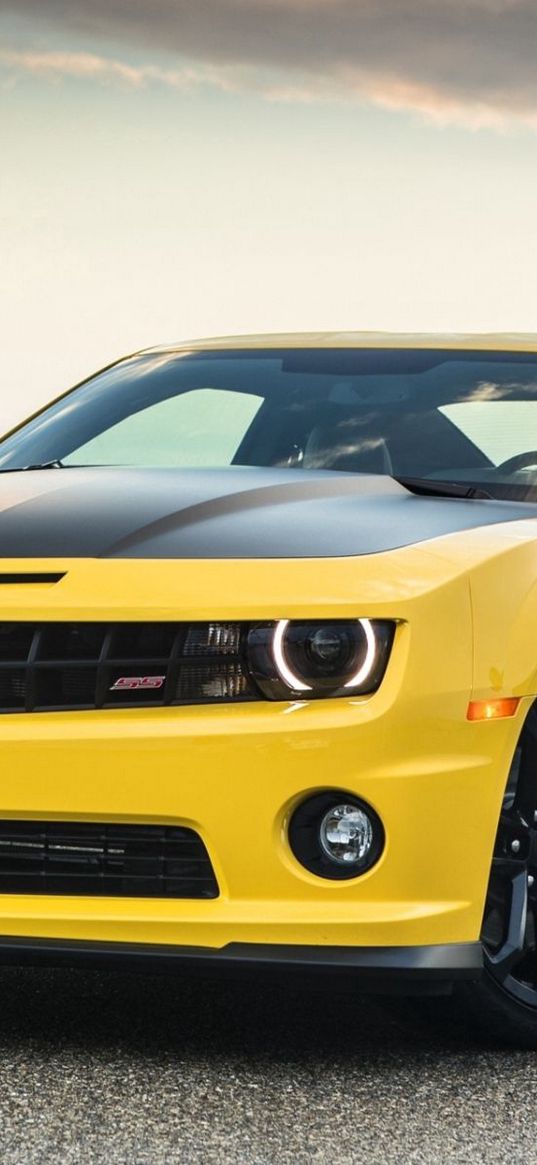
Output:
0 621 260 713
0 822 219 898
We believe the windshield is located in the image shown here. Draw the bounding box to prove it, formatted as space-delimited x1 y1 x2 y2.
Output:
2 347 537 501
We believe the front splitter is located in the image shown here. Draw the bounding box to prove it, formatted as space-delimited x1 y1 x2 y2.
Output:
0 935 482 991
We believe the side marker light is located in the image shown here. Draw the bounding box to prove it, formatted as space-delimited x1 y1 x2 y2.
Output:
467 698 520 722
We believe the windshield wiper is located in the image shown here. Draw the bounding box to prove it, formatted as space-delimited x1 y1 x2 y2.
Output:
0 460 67 473
24 459 66 471
394 475 493 501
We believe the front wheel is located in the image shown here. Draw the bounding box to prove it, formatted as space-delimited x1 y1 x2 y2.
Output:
461 705 537 1047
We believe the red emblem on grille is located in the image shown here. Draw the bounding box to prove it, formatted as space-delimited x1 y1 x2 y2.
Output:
110 676 166 691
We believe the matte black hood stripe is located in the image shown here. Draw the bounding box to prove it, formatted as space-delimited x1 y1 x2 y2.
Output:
0 467 534 560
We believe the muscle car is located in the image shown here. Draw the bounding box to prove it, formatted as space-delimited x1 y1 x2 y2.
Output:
1 332 537 1044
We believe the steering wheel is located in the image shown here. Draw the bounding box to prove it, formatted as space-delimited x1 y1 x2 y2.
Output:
496 451 537 475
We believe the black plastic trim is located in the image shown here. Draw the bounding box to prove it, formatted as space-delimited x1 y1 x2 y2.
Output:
0 935 482 984
0 821 219 899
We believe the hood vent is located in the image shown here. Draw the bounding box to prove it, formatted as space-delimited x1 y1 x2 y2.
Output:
0 573 65 585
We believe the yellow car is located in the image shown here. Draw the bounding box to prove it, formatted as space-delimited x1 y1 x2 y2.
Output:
1 332 537 1044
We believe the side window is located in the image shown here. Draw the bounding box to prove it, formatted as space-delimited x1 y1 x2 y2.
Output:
65 388 263 467
440 402 537 466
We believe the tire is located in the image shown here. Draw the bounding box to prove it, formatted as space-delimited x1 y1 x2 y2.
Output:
457 704 537 1048
458 970 537 1049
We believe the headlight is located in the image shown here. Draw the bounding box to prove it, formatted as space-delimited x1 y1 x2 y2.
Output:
247 618 395 699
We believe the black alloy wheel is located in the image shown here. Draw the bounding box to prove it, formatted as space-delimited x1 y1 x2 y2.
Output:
482 712 537 1007
463 705 537 1045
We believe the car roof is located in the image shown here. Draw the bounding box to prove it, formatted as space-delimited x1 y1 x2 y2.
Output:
143 331 537 355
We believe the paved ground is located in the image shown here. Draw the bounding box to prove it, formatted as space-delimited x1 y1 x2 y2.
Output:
0 965 536 1164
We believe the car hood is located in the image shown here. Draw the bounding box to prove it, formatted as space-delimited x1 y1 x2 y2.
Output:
0 466 534 559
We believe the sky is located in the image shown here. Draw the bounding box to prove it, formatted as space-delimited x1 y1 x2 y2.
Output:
1 0 536 432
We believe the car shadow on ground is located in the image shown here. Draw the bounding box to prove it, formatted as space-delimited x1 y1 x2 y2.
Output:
0 963 510 1063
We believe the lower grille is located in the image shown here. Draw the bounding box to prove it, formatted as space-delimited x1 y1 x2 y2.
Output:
0 822 219 899
0 621 260 713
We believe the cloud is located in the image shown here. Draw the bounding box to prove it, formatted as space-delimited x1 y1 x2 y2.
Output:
1 0 537 128
0 49 239 93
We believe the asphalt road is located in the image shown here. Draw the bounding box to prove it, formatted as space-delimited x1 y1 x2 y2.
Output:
1 965 536 1164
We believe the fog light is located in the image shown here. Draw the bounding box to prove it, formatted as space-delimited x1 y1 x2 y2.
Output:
288 791 384 880
319 804 373 866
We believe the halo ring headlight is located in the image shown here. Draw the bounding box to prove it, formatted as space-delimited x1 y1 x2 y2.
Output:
247 617 395 700
273 617 378 693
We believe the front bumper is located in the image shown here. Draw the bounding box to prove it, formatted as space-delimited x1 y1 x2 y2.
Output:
0 551 530 978
0 690 525 955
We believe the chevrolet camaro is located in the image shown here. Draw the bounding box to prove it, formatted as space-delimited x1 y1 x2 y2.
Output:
1 332 537 1045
